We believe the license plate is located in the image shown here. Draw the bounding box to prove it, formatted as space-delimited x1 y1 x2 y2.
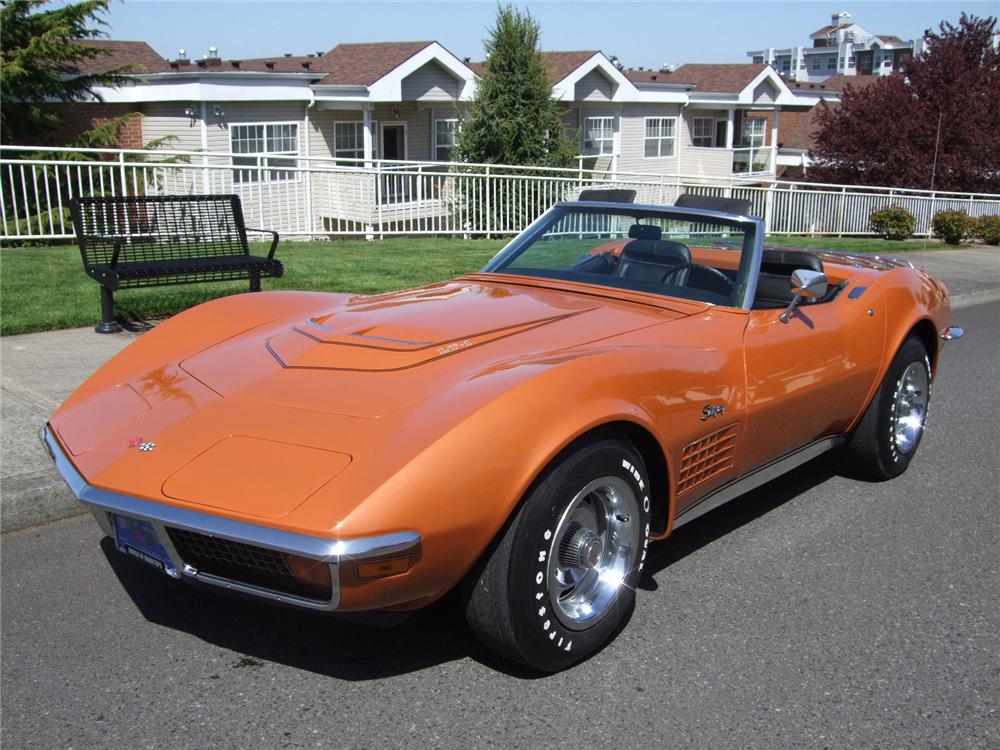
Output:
113 514 172 573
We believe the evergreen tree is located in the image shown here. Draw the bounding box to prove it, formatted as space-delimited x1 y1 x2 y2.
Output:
457 4 577 168
809 13 1000 192
1 0 132 144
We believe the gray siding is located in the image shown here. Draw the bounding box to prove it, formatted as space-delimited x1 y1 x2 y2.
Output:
574 69 614 102
752 80 777 103
679 109 732 177
617 104 681 176
140 103 203 151
400 61 460 101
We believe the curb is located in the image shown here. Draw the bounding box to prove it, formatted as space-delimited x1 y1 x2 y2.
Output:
949 289 1000 310
0 468 85 533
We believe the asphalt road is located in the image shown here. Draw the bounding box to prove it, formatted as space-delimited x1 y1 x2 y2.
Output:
3 301 998 750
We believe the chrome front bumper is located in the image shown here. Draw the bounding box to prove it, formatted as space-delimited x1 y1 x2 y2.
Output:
42 426 419 612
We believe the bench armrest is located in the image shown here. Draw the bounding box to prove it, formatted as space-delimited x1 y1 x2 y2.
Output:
110 238 123 269
246 227 280 260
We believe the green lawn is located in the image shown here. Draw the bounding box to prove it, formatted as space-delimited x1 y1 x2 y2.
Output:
0 234 968 336
0 238 504 336
766 235 963 252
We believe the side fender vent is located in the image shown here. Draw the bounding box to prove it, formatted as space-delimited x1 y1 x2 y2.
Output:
677 424 738 494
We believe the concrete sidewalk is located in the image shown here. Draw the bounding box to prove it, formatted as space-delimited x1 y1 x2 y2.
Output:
2 246 998 532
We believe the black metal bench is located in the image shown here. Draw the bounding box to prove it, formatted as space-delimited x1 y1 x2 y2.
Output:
69 194 283 333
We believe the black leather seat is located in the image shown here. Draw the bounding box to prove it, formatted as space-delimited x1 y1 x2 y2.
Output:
754 250 825 307
616 224 692 284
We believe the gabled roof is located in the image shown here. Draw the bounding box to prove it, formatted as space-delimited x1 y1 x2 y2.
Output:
65 40 170 74
311 41 435 85
872 34 905 44
809 22 854 38
654 63 769 93
542 51 602 82
624 69 689 86
467 51 601 83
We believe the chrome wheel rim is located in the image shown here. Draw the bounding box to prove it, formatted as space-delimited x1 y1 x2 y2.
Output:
892 362 929 454
546 476 640 631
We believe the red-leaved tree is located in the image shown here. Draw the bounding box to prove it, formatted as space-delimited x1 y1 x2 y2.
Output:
808 13 1000 193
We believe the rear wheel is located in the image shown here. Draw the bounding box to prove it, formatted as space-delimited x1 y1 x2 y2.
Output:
463 437 651 672
844 336 931 480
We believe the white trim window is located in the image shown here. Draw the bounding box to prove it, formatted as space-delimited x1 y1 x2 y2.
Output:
434 118 459 162
334 121 366 164
583 116 614 156
691 117 715 148
231 122 299 183
644 117 676 158
742 118 766 148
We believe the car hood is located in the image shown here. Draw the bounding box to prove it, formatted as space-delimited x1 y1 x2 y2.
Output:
177 278 694 418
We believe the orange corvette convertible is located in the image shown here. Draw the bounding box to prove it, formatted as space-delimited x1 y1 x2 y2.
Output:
45 194 962 672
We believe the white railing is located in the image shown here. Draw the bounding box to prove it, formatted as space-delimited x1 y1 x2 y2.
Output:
2 145 999 241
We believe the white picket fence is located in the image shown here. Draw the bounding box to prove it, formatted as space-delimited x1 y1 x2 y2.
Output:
2 145 998 241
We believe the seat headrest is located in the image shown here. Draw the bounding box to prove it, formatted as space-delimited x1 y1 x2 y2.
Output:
628 224 662 241
761 249 823 273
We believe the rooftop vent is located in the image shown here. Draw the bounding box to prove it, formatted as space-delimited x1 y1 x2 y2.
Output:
230 60 241 69
301 61 311 70
265 60 275 70
283 53 292 57
207 46 220 59
177 48 188 61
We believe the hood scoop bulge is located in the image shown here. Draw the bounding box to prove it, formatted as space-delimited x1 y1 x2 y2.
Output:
266 282 594 371
268 315 581 371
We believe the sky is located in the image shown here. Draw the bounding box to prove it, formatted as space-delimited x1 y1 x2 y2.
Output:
94 0 995 69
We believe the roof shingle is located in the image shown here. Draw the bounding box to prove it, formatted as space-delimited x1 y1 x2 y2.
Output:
629 63 768 94
468 51 599 82
310 41 434 85
65 40 170 74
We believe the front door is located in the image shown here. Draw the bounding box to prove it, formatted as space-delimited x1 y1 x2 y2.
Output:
381 123 405 161
740 292 886 470
380 124 407 202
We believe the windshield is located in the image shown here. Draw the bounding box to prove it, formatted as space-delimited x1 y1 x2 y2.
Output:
482 204 760 308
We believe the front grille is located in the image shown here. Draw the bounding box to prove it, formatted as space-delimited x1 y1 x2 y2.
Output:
166 527 331 601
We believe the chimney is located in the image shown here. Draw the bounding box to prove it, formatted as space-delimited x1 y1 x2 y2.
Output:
172 48 191 66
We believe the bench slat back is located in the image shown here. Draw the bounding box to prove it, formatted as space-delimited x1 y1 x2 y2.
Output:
70 195 251 267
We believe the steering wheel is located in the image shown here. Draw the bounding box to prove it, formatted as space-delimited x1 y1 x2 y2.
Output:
662 262 735 291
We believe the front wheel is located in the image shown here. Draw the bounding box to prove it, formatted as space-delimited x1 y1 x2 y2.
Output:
463 436 652 672
844 336 931 480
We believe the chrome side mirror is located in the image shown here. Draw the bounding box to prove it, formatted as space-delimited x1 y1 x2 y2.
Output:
779 269 829 323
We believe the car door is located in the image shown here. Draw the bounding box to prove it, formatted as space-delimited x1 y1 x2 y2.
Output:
740 288 886 471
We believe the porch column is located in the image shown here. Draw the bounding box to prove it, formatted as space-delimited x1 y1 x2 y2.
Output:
362 106 374 168
770 108 780 174
725 109 735 149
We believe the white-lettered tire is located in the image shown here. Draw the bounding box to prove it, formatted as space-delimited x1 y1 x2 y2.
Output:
463 436 652 672
844 336 931 480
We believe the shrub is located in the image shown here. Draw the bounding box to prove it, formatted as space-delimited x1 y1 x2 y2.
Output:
931 210 973 245
869 206 916 240
974 214 1000 246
